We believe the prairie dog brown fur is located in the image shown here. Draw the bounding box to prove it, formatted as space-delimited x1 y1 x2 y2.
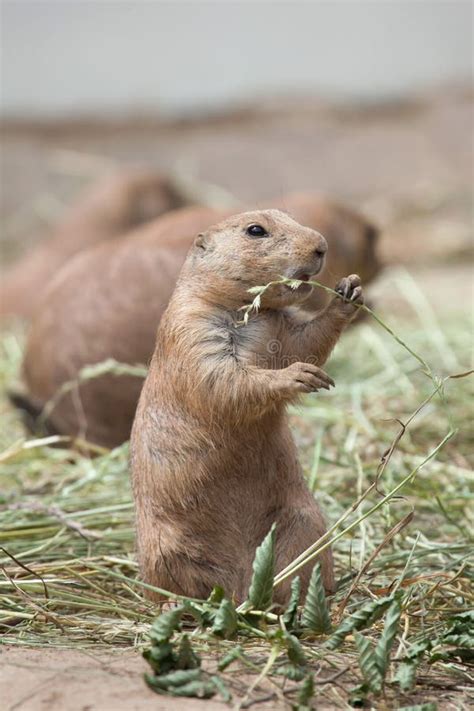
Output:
20 206 227 448
130 209 364 603
0 170 187 320
16 195 379 449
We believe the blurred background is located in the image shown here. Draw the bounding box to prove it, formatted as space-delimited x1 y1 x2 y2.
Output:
2 1 472 116
0 0 472 299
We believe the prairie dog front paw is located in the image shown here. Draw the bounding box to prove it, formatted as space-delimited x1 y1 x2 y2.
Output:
272 362 335 397
333 274 364 318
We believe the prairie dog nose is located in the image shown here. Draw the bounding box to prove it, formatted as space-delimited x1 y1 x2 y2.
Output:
313 232 328 258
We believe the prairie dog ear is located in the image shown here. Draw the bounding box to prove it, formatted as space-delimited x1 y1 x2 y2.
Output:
194 231 214 251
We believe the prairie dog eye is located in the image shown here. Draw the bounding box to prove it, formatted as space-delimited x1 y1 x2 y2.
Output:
246 224 269 238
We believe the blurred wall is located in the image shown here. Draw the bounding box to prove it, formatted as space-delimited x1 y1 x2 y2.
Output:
1 0 472 118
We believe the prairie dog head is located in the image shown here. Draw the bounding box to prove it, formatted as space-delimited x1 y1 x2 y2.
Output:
188 209 328 309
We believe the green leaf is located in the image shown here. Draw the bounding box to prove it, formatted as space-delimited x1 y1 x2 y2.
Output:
197 586 227 627
167 681 216 698
398 704 437 711
207 585 226 605
403 639 432 662
348 683 368 708
297 672 314 705
247 522 276 610
145 669 217 699
430 648 474 663
217 645 243 671
212 598 238 639
429 609 474 663
452 609 474 623
282 576 301 631
274 664 306 681
210 675 232 702
143 642 176 674
354 632 383 695
175 634 201 670
375 598 401 675
144 672 167 694
450 610 474 627
442 633 474 648
145 668 202 690
394 661 416 692
326 595 394 649
394 638 432 691
284 631 307 667
301 563 331 635
149 606 185 643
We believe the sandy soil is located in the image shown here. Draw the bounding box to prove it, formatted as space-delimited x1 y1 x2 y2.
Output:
1 644 468 711
0 646 231 711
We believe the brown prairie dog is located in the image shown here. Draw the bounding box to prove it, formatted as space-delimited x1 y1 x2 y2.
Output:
130 209 364 604
14 195 380 449
18 206 227 448
0 170 188 320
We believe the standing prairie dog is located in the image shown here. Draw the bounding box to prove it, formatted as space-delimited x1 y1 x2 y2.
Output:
131 209 364 604
14 195 379 449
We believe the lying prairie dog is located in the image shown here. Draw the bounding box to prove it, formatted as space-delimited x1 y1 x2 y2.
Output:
0 170 188 320
15 206 231 447
13 194 381 448
131 208 365 603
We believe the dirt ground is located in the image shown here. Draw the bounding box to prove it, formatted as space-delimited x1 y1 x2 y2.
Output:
2 644 468 711
0 89 472 710
1 646 237 711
